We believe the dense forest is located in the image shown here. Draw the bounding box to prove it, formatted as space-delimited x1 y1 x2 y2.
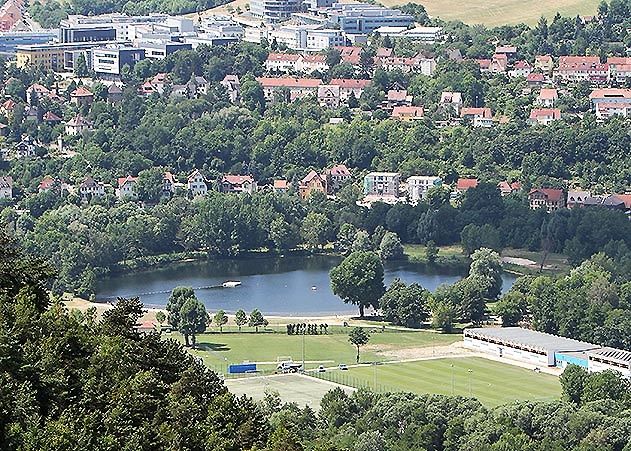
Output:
2 238 631 450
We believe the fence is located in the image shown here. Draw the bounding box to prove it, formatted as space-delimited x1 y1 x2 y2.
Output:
309 368 395 394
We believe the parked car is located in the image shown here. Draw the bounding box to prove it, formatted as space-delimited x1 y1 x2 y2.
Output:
338 364 348 371
318 365 326 372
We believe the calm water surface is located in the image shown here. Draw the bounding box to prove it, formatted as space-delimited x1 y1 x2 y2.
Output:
96 255 517 315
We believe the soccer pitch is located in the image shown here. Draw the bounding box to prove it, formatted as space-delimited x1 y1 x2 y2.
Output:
312 357 561 407
225 374 354 410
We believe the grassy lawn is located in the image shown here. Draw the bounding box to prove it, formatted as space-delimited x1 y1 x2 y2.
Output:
381 0 600 26
404 244 466 263
313 357 561 407
172 328 460 373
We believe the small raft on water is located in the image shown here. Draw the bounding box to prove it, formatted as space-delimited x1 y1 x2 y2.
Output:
222 281 242 288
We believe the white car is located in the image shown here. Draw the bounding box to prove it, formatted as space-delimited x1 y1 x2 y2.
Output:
318 365 326 372
338 364 348 371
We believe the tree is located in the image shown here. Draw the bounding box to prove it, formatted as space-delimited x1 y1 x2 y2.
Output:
300 212 331 249
213 309 228 332
136 167 165 203
431 300 456 332
249 309 266 332
495 291 527 326
166 286 196 346
379 231 404 261
156 311 166 324
560 364 587 405
241 77 265 111
348 327 370 363
379 279 430 328
325 47 341 67
460 224 502 255
330 251 385 317
235 309 247 332
74 53 89 77
179 296 207 348
425 240 438 264
269 216 298 251
337 223 358 254
351 230 372 252
469 248 504 299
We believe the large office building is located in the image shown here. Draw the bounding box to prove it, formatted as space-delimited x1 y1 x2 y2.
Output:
464 327 631 378
250 0 303 22
92 45 145 76
327 3 414 34
16 41 120 72
0 31 58 55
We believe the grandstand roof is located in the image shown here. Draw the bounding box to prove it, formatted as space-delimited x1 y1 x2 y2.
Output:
465 327 599 353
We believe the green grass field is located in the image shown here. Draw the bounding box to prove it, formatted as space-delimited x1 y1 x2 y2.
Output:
313 357 560 407
225 374 355 409
174 328 460 373
381 0 600 26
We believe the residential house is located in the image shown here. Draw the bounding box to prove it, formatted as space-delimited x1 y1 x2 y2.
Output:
0 99 16 117
330 78 371 102
440 91 463 115
537 88 558 107
529 108 561 126
334 46 362 65
299 170 326 199
509 60 532 78
70 86 94 108
455 178 478 194
490 53 508 73
186 76 209 97
26 83 61 105
39 175 72 193
526 72 545 88
377 54 435 75
117 176 138 199
384 89 412 108
407 175 441 203
139 73 168 95
363 172 400 197
495 45 517 57
79 176 105 201
15 137 36 159
273 179 289 193
555 56 608 83
107 84 123 103
163 171 177 197
607 57 631 84
220 74 240 103
300 54 328 73
221 174 257 194
265 53 301 73
256 77 322 102
535 55 554 73
318 84 341 108
323 164 351 193
567 190 591 208
477 59 491 73
0 175 12 200
461 107 493 127
589 88 631 119
528 188 565 211
42 111 62 124
498 181 521 196
187 169 207 196
391 105 424 121
65 114 93 136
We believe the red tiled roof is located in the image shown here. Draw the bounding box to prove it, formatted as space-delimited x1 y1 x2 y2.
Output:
326 164 350 176
495 45 517 54
273 179 288 189
301 169 322 185
457 178 478 190
391 106 424 117
536 55 552 62
43 111 62 122
558 56 607 72
387 90 408 101
302 54 327 63
529 108 561 120
461 107 492 118
71 86 93 97
589 88 631 99
376 47 393 58
256 77 322 88
330 79 371 89
223 174 254 185
513 60 531 69
606 57 631 65
118 176 137 187
39 176 54 189
267 52 301 62
538 88 558 100
529 188 563 201
527 73 545 82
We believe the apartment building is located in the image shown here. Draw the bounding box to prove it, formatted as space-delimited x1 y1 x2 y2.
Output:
364 172 400 197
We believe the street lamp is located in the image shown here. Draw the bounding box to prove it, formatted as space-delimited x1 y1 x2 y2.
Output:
450 363 454 395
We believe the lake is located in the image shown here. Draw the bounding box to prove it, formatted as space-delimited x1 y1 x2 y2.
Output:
96 255 517 316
